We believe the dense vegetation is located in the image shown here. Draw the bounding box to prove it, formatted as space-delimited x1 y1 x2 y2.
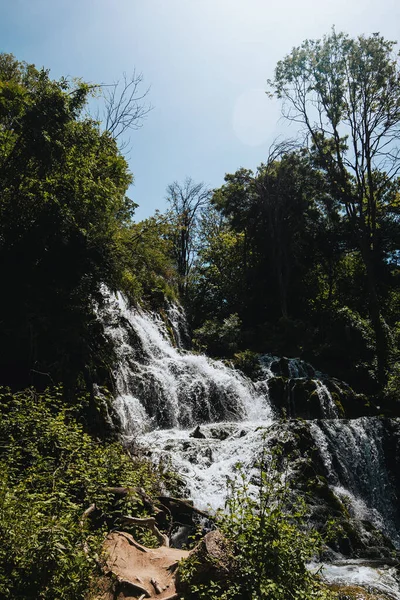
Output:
0 54 175 394
180 32 400 399
0 387 173 599
1 28 400 599
178 452 335 600
0 54 178 599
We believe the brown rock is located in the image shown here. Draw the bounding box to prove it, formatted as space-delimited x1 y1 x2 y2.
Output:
102 531 189 599
175 530 236 594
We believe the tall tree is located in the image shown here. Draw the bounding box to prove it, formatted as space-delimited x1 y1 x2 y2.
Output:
269 30 400 384
99 71 152 151
0 54 134 389
166 177 211 296
212 152 324 321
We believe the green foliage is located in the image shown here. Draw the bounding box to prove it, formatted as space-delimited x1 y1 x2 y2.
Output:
115 213 177 307
209 152 328 323
185 150 400 393
0 386 165 599
183 32 400 395
193 314 242 357
269 30 400 385
384 362 400 401
309 305 378 392
0 54 136 390
178 450 334 600
188 212 247 325
231 349 263 380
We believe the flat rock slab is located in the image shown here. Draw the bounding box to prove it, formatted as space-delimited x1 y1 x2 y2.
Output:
104 531 189 599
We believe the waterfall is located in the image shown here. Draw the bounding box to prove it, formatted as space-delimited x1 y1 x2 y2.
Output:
104 292 272 433
313 380 339 418
310 419 400 546
103 291 400 554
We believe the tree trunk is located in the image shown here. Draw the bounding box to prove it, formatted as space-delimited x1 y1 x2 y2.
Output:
360 241 389 387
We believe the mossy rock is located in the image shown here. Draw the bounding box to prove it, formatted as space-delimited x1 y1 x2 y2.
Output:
329 584 392 599
268 377 323 418
175 530 237 596
309 477 348 516
325 379 374 418
267 376 288 412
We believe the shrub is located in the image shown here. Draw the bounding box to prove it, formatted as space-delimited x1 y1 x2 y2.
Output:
193 314 242 357
0 386 165 599
178 449 334 600
231 350 262 380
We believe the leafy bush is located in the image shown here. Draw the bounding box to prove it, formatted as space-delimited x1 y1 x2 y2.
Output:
193 314 242 357
178 449 334 600
231 349 262 380
0 386 166 599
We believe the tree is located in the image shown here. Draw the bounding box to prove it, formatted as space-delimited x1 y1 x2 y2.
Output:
100 71 152 150
189 207 247 326
269 30 400 384
115 213 176 305
166 177 211 296
212 152 325 321
0 54 134 389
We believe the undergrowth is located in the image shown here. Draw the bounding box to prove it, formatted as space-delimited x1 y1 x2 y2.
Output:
178 448 335 600
0 386 168 599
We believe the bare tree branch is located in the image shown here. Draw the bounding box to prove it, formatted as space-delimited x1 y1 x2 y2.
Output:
100 71 152 142
166 178 211 295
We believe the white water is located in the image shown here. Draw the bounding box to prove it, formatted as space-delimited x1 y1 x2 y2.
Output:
139 423 273 510
313 380 339 418
102 292 277 509
310 419 399 546
106 293 271 433
309 561 400 599
103 292 399 555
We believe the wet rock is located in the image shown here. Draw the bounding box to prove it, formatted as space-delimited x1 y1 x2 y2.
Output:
327 379 373 418
268 376 326 419
209 427 230 440
190 425 206 439
267 371 374 420
263 420 400 560
268 356 316 378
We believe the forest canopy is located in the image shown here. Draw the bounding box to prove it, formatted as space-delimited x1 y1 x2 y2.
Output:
1 31 400 397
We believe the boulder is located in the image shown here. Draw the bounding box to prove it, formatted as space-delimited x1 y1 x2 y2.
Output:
175 530 236 595
189 425 206 439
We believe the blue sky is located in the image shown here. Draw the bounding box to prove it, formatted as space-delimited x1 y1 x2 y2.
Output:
1 0 399 220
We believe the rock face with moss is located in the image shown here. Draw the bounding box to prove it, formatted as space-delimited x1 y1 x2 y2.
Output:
263 420 400 559
254 355 376 420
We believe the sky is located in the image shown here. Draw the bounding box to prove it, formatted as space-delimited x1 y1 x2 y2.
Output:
1 0 400 220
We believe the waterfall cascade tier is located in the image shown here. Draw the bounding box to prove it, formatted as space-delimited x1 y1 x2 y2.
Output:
104 293 272 432
102 292 400 563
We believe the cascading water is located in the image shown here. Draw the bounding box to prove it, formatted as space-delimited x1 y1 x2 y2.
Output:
313 380 340 418
103 292 400 562
105 292 271 435
310 418 400 546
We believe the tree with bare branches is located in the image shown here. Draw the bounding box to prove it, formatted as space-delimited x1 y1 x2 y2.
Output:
269 30 400 384
166 177 211 296
99 71 152 149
